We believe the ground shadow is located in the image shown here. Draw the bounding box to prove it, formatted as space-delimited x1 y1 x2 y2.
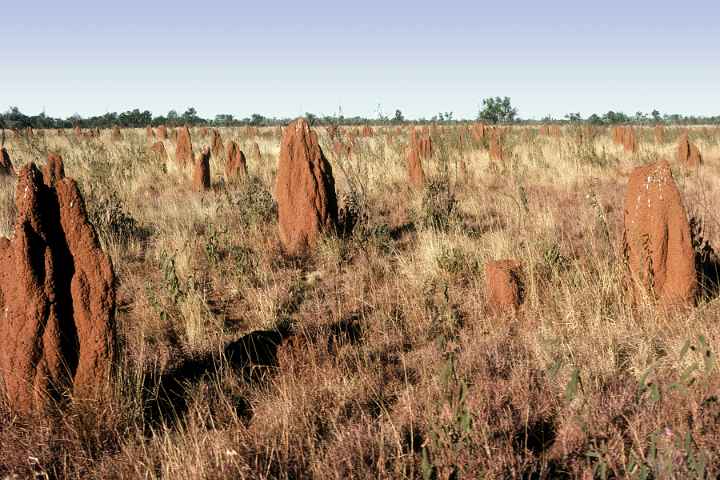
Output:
142 324 292 428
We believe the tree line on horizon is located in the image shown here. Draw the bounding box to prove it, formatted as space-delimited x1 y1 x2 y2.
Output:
2 99 719 130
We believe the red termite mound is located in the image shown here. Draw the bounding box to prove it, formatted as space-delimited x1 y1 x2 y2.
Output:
0 147 15 176
252 142 262 163
410 129 433 159
175 126 193 167
489 130 504 162
677 132 702 167
622 127 637 153
654 125 664 144
406 146 425 189
157 125 168 140
225 141 247 181
275 118 338 256
44 153 65 186
210 129 224 158
192 147 211 192
485 260 524 312
623 160 696 306
149 141 168 161
0 163 116 413
111 126 122 142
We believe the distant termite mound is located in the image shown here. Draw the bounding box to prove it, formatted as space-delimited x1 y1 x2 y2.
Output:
175 126 193 167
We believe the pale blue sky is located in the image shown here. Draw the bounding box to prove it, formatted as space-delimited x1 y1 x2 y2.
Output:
3 0 719 119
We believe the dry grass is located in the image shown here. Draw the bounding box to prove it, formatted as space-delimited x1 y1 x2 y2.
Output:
1 124 720 478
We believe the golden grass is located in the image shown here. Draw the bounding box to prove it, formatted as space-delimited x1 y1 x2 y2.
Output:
0 124 719 478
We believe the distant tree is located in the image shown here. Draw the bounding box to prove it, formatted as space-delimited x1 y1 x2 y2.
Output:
305 113 318 126
393 109 404 124
214 114 234 125
478 97 517 124
651 109 662 123
603 111 630 124
167 110 179 125
588 114 603 125
250 113 266 126
564 112 582 123
182 107 201 125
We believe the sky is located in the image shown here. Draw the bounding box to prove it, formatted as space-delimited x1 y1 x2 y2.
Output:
2 0 719 120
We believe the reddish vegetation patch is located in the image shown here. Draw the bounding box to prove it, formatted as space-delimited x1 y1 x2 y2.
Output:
0 147 15 176
175 126 194 167
0 163 116 413
275 118 338 256
362 125 373 137
623 160 696 306
225 141 247 181
485 260 524 312
677 132 702 167
44 153 65 186
192 147 211 192
157 125 168 140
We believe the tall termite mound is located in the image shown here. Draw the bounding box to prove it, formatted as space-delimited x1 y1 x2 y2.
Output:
275 118 338 256
0 163 116 413
485 260 524 312
111 126 122 142
210 129 224 159
677 132 702 167
192 147 211 191
175 126 193 167
44 153 65 186
252 142 262 163
225 141 247 181
0 147 15 176
623 160 696 306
